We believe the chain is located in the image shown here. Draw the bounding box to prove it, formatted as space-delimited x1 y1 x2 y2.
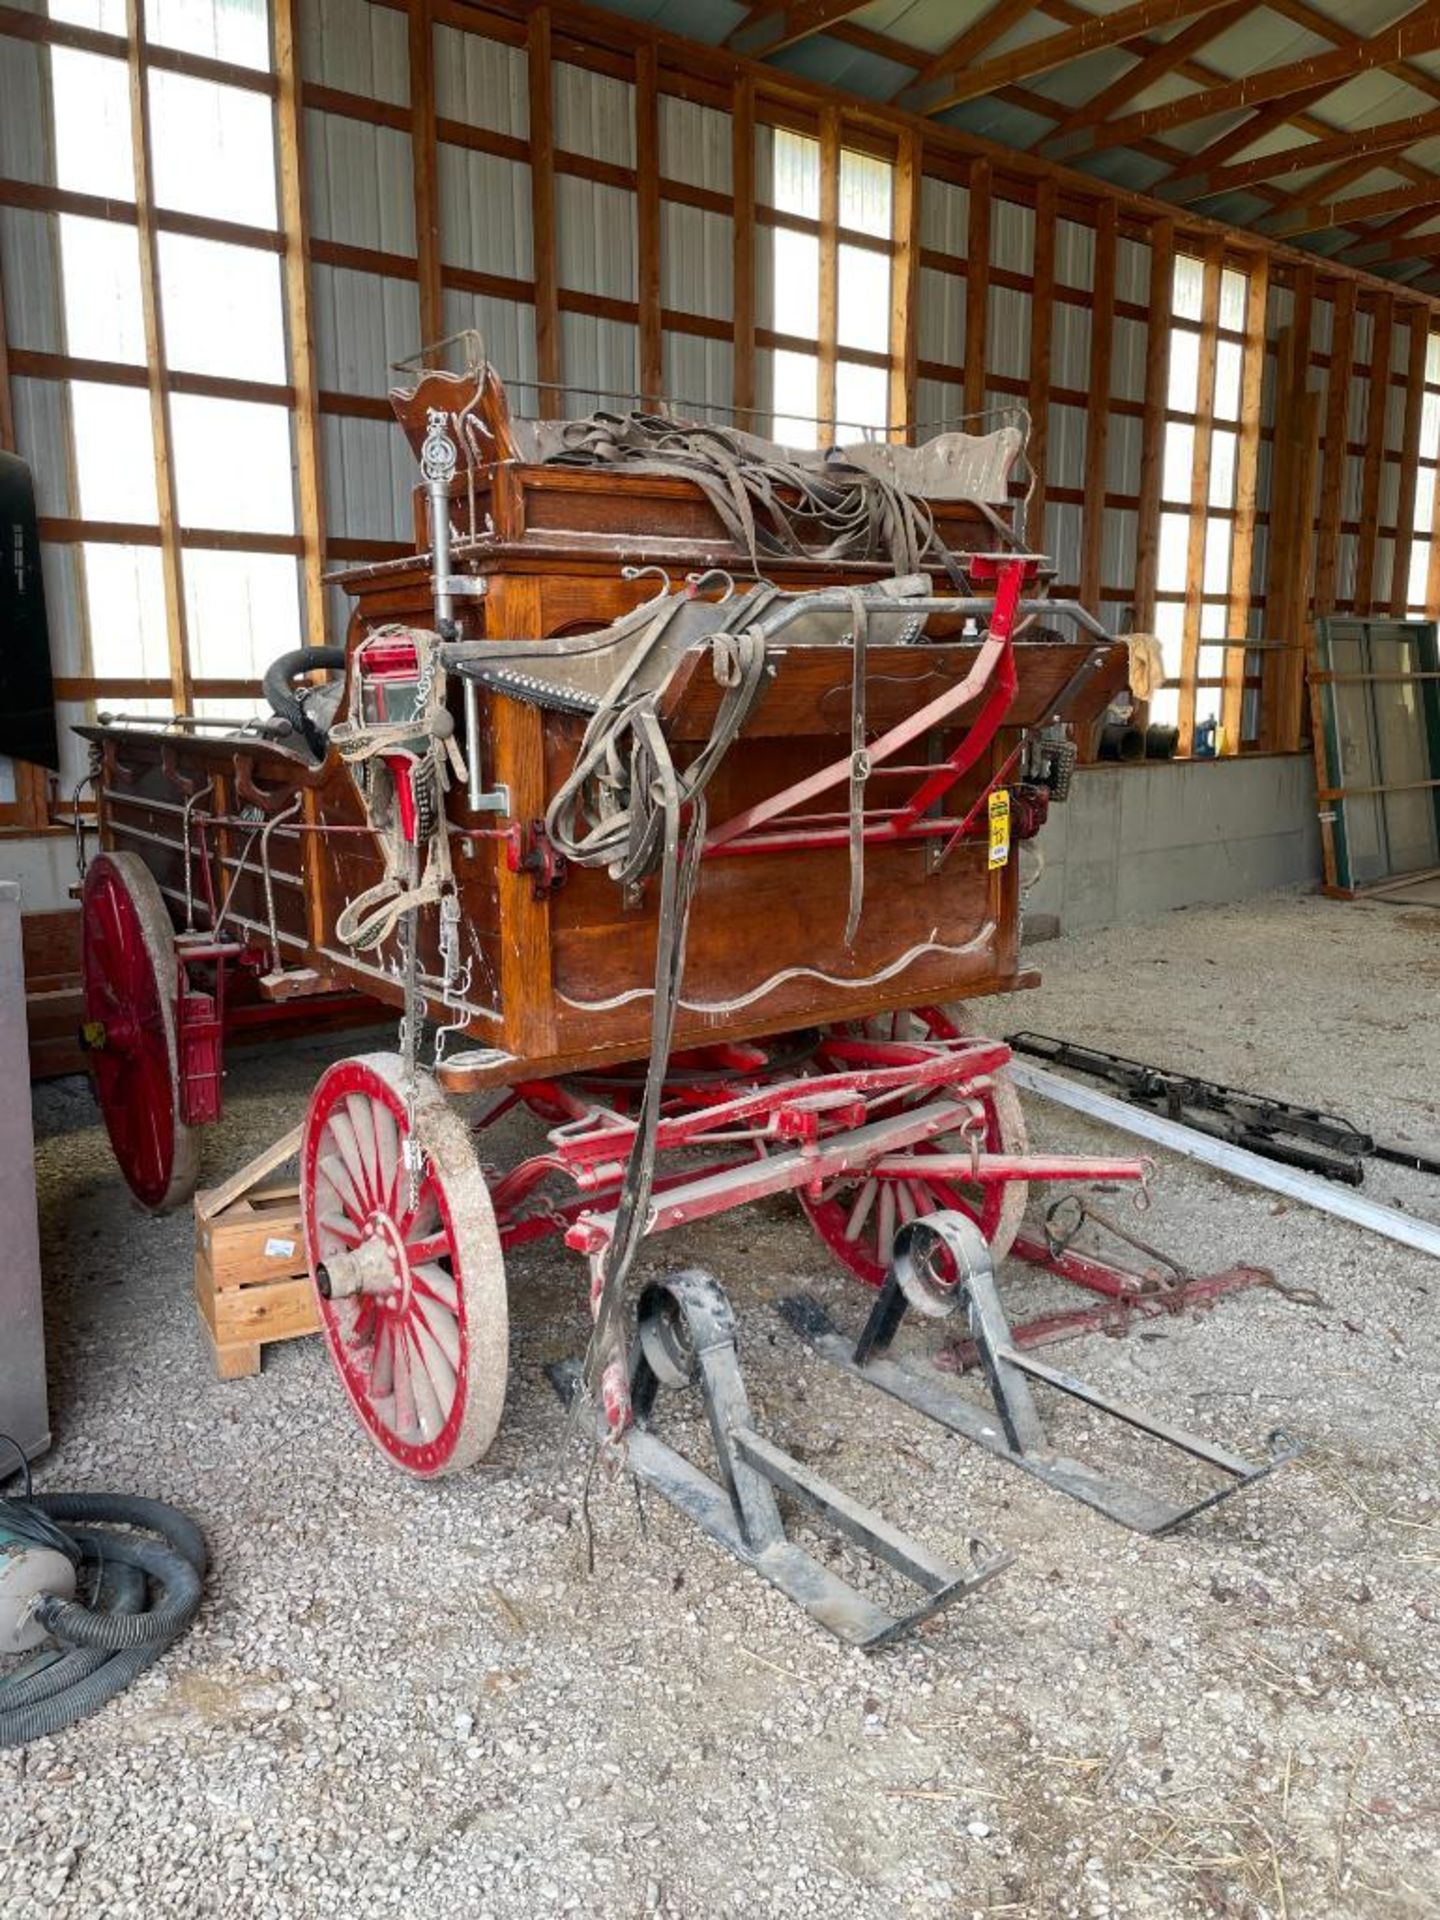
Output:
179 784 215 934
397 907 427 1213
431 889 473 1068
72 744 102 880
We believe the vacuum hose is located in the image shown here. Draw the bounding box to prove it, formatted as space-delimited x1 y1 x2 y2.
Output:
0 1477 206 1749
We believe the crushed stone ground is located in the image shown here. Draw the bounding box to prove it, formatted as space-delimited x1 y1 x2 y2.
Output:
3 889 1437 1919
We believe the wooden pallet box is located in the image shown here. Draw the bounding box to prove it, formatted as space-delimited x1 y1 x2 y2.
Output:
193 1127 318 1378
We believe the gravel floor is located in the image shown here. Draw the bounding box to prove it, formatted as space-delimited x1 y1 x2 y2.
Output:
3 889 1438 1920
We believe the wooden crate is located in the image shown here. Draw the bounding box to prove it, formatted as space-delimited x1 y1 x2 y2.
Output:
193 1127 318 1379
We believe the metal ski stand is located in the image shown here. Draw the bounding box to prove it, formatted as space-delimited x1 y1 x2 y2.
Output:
551 1268 1010 1651
783 1213 1300 1538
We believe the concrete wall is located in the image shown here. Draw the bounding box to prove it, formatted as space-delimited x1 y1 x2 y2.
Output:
1025 752 1321 933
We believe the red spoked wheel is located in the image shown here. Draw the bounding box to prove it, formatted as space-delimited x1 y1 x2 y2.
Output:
303 1053 507 1477
81 851 199 1213
798 1003 1029 1287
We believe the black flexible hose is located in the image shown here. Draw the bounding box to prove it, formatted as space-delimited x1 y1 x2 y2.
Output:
0 1490 206 1749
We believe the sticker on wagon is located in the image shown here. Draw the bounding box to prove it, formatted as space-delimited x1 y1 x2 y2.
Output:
264 1236 297 1260
987 789 1011 869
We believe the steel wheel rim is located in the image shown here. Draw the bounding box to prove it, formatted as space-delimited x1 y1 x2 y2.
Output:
81 855 184 1210
799 1005 1026 1286
303 1057 502 1477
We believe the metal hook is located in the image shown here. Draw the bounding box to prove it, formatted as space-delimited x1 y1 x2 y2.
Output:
684 567 736 604
621 564 673 604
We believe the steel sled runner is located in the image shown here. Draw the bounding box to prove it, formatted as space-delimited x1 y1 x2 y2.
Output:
552 1269 1011 1651
783 1212 1300 1539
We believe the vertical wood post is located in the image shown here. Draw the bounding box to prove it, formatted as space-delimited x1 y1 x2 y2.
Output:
888 129 920 443
409 0 443 357
274 0 329 646
1389 311 1429 618
1024 177 1057 547
731 76 756 433
125 0 191 715
1223 251 1268 746
1352 293 1393 616
1080 199 1116 613
635 43 663 408
527 7 561 416
817 106 840 440
1177 239 1221 756
1132 216 1174 634
963 157 991 422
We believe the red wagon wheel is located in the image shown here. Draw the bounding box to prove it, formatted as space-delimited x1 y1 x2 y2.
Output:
799 1003 1029 1287
302 1053 507 1477
81 851 200 1213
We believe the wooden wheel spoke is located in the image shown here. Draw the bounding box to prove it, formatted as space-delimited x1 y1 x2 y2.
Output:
328 1109 372 1212
410 1261 459 1314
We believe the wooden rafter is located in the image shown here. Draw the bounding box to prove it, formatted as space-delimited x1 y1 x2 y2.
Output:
1041 0 1250 152
1348 225 1440 269
1263 175 1440 240
1162 105 1440 206
728 0 871 61
890 0 1035 105
897 0 1242 119
1049 11 1440 163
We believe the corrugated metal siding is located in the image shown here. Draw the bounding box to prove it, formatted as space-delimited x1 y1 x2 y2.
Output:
561 314 637 414
1048 401 1086 492
1051 302 1090 390
433 24 527 135
442 289 536 393
987 283 1029 382
990 194 1032 276
919 175 967 254
1112 316 1146 405
556 176 636 301
439 147 531 278
12 378 76 518
0 208 63 353
322 415 412 542
312 265 419 392
917 266 963 368
1106 414 1142 497
1054 218 1094 292
553 61 634 166
304 111 415 253
299 0 407 101
657 94 730 192
0 36 48 183
660 204 732 321
662 332 732 421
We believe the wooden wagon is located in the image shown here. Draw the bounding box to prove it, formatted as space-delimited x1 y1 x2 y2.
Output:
75 349 1293 1644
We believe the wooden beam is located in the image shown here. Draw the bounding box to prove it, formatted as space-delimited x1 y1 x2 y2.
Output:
1263 175 1440 240
888 128 920 442
274 0 329 646
527 6 561 415
125 0 191 715
1313 276 1357 623
1080 200 1116 613
1264 264 1315 751
1346 225 1440 269
1389 311 1429 616
897 0 1240 119
1352 293 1393 614
1162 108 1440 206
1023 177 1057 546
817 106 839 439
1049 13 1440 163
1223 252 1268 745
728 1 872 61
409 0 443 354
732 75 756 433
1178 239 1222 756
1131 217 1174 634
963 159 991 421
1040 1 1250 153
892 0 1035 104
635 43 663 406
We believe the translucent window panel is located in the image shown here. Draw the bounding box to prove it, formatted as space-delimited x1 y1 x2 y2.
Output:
1198 645 1226 681
836 360 889 438
1156 511 1190 593
1154 600 1185 678
1413 465 1436 535
1421 389 1440 463
772 228 819 339
50 0 128 30
1214 339 1243 422
1406 538 1431 610
1219 268 1247 332
71 384 160 522
158 234 286 383
1200 599 1229 640
50 51 133 199
1148 685 1180 729
1161 423 1194 505
1209 428 1238 509
184 551 300 682
772 349 818 447
839 148 891 238
1203 516 1232 597
1172 254 1203 321
82 544 170 683
145 0 271 72
1427 333 1440 385
771 130 820 218
58 215 145 364
1167 329 1200 412
837 244 889 354
169 396 295 534
1194 687 1221 729
148 71 278 228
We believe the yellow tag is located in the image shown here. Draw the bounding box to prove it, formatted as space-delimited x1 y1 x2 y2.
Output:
987 789 1011 870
